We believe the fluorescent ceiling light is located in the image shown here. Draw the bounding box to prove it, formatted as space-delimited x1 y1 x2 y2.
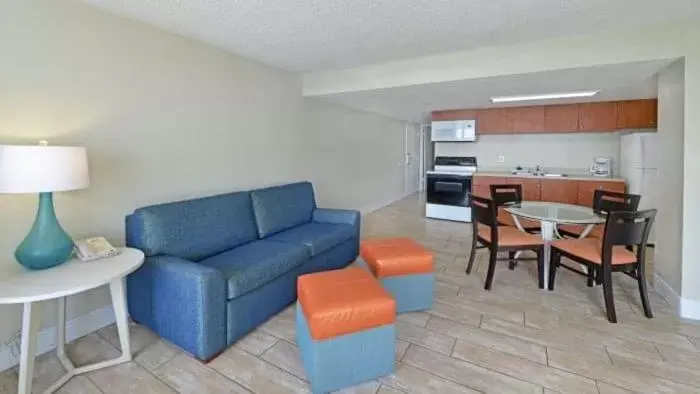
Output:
490 91 599 103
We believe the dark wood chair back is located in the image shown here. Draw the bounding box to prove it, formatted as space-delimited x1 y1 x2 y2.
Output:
601 209 657 265
593 190 641 214
490 184 522 207
470 194 497 227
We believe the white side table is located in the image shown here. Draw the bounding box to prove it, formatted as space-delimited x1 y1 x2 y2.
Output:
0 248 144 394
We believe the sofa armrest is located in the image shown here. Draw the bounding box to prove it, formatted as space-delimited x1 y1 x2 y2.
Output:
147 255 226 361
312 208 361 227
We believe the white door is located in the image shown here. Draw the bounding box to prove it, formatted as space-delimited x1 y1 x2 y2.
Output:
405 123 421 196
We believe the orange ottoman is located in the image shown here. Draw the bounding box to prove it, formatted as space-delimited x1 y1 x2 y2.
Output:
360 238 434 313
296 267 396 393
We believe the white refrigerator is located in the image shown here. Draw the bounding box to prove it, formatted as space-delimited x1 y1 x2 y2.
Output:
620 132 658 243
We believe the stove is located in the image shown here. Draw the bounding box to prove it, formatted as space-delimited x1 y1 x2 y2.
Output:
426 156 477 222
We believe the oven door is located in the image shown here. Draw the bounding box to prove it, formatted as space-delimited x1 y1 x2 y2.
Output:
426 173 472 207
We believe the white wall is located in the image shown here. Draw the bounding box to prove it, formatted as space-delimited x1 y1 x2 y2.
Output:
0 0 409 366
303 99 408 213
435 133 622 175
655 60 685 297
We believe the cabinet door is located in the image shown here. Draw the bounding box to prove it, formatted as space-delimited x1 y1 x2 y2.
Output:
505 177 541 200
472 176 506 198
476 108 513 134
576 180 626 207
579 102 617 132
539 179 579 204
510 106 545 133
544 104 579 133
617 99 658 129
432 109 477 121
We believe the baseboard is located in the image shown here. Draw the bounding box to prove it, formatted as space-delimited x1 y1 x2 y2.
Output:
653 273 681 311
653 273 700 321
0 305 116 373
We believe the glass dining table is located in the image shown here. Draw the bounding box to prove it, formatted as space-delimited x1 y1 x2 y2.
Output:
504 201 606 289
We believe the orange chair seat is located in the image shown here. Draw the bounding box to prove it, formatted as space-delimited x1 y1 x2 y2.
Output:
552 239 636 265
360 238 433 278
297 267 396 341
477 225 543 247
558 224 604 239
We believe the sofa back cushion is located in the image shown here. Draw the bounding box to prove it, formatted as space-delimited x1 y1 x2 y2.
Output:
126 191 258 261
251 182 316 238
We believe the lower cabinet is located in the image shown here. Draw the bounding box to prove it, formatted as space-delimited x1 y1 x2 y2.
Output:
539 179 579 204
471 175 625 207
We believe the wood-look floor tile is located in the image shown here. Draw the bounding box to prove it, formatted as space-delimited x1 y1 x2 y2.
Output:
402 345 541 394
395 340 410 361
547 346 697 393
88 362 176 393
67 332 121 367
451 340 598 394
607 347 700 388
209 347 309 393
235 330 280 356
397 312 431 328
134 339 181 372
596 381 636 394
259 312 296 343
260 340 305 380
376 385 405 394
98 322 159 355
395 322 455 355
56 376 102 394
333 380 380 393
379 363 479 393
425 300 482 327
427 316 547 364
436 294 525 324
152 353 250 393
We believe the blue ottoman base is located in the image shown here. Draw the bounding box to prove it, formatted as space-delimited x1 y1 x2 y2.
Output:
296 304 395 393
381 273 434 313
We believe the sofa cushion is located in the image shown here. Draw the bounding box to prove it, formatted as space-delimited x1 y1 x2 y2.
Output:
266 222 355 257
199 240 310 299
126 192 258 261
251 182 316 238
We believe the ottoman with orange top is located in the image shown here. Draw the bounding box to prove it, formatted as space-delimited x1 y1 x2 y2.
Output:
296 267 396 393
360 238 434 313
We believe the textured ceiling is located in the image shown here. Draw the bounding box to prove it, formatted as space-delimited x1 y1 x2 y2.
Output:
80 0 699 72
319 60 670 123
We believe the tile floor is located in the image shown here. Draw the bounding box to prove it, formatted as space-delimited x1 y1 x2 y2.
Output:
2 193 700 393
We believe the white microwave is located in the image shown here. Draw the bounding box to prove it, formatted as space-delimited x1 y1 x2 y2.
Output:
431 120 476 142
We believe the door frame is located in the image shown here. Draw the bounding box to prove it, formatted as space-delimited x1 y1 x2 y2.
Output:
404 123 421 196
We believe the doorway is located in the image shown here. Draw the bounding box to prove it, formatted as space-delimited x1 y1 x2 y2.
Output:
404 123 421 196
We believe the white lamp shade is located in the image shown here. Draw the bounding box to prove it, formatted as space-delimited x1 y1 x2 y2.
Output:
0 145 90 194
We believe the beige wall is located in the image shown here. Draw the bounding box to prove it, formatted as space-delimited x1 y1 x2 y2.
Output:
655 59 685 295
435 132 623 175
302 99 408 213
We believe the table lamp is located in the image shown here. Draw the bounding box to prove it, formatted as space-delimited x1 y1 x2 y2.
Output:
0 143 89 269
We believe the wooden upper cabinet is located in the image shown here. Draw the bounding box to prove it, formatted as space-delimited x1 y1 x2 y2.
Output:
617 99 658 129
576 180 626 207
544 104 579 133
505 177 541 201
510 106 545 133
431 109 477 121
539 179 579 204
578 102 617 132
476 108 513 134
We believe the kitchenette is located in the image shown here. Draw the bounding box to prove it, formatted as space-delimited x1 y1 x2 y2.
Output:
425 98 658 241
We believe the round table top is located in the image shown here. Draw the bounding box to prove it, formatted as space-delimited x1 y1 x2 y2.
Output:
504 201 606 225
0 248 144 304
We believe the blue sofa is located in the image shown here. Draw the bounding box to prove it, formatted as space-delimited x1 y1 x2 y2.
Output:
125 182 360 361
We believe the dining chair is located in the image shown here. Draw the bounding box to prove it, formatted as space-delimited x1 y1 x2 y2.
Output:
466 194 546 290
559 190 641 239
548 209 657 323
490 184 541 270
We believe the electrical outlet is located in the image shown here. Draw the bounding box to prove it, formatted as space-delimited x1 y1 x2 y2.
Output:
498 155 505 163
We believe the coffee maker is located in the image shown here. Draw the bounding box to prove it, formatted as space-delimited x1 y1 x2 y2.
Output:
590 157 612 177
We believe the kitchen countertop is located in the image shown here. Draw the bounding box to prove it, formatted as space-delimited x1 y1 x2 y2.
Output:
475 171 626 182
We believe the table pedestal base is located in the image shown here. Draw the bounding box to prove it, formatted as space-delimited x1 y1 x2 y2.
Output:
19 278 132 394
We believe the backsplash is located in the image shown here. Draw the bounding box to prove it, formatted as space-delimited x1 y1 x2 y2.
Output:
434 132 624 176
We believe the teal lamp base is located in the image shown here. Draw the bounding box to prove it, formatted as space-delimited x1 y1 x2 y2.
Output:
15 192 75 270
